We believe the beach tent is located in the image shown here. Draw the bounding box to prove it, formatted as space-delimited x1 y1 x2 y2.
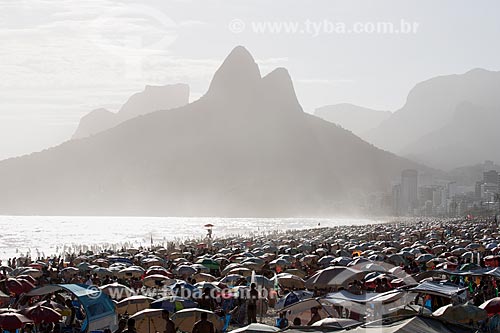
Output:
323 290 412 321
230 323 280 333
346 316 471 333
432 304 488 325
409 281 467 300
311 318 361 329
24 284 117 332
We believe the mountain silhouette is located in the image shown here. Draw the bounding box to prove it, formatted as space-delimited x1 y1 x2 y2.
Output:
364 69 500 162
403 102 500 169
72 84 189 139
0 46 426 216
314 104 391 136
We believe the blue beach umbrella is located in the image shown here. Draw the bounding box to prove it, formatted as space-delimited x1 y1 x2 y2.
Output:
150 296 198 313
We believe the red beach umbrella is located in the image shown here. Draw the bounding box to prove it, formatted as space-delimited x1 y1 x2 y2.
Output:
22 305 61 324
480 297 500 316
16 275 37 285
17 279 36 293
3 278 24 295
0 312 32 330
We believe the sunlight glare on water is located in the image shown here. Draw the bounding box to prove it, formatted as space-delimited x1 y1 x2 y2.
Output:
0 216 385 261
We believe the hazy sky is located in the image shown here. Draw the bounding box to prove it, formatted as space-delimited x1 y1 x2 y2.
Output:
1 0 499 160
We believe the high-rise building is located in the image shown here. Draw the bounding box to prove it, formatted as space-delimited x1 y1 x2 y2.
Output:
392 184 401 216
484 170 499 184
447 182 457 199
401 169 418 215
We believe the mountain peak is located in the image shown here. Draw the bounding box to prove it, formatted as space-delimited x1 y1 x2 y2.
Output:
260 68 302 113
207 46 261 100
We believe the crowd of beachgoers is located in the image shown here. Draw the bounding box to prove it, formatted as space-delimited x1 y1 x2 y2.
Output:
2 216 500 333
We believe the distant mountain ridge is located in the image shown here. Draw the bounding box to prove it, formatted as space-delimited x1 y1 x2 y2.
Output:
362 68 500 169
0 46 428 216
314 103 391 136
72 84 189 139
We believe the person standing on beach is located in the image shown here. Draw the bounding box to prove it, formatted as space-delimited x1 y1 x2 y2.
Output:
247 283 258 324
162 310 176 333
122 319 137 333
113 319 127 333
192 312 214 333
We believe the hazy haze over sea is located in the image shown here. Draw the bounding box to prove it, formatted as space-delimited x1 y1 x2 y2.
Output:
0 216 385 262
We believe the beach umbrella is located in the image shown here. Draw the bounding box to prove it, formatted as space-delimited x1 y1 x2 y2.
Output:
241 261 264 271
146 267 174 278
2 278 25 295
301 254 319 264
275 290 313 310
480 297 500 316
92 267 112 277
16 279 35 293
432 304 487 324
451 248 467 256
387 254 406 266
60 267 79 279
15 274 36 285
245 275 273 288
192 273 217 283
92 258 110 267
284 269 306 279
195 282 221 292
221 263 242 275
176 265 197 276
171 281 199 297
459 263 479 271
461 251 474 260
348 257 371 267
228 267 252 277
311 318 361 329
77 262 91 271
171 308 224 332
353 262 387 272
130 309 164 333
0 311 32 330
15 268 42 279
143 274 175 288
0 266 13 275
269 259 291 267
191 264 210 273
220 274 244 285
305 266 365 289
21 305 61 324
195 258 220 270
118 266 145 278
100 282 134 300
486 243 498 250
415 254 434 263
317 256 335 267
231 323 280 333
368 254 386 262
331 257 352 266
273 274 305 289
150 296 198 313
116 296 154 315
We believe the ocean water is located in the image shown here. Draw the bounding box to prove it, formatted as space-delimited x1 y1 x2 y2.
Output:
0 216 384 262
